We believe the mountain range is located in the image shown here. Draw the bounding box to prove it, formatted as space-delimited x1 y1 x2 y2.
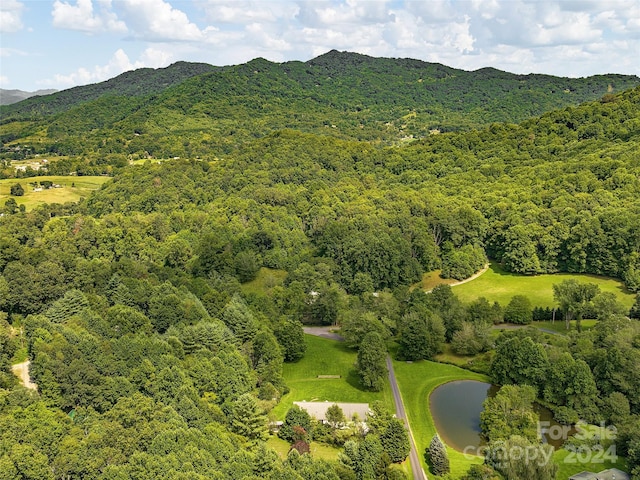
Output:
0 88 58 106
1 51 638 159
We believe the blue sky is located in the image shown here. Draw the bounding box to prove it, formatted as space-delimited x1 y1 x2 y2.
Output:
1 0 639 92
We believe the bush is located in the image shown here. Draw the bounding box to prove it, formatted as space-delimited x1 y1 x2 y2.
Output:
10 183 24 196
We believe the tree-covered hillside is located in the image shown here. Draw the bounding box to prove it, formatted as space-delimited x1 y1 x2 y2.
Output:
1 56 639 479
1 51 638 159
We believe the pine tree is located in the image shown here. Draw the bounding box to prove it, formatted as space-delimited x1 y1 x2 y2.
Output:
230 393 268 442
380 417 410 463
426 434 450 476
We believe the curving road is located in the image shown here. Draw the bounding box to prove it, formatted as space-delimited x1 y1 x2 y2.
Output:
386 356 427 480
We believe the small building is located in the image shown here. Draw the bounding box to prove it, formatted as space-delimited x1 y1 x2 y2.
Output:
569 468 630 480
294 401 370 424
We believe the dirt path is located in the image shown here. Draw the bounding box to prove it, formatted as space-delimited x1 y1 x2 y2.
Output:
11 360 38 391
425 263 489 293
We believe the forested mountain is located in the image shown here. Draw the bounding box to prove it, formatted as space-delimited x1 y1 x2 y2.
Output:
0 61 216 118
1 54 640 479
1 51 638 158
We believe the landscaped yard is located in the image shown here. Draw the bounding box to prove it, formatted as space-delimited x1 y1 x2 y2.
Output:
392 359 489 478
273 335 394 419
0 175 111 210
554 443 629 480
449 262 635 309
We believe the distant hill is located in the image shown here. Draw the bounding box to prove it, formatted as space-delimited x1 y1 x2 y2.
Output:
0 88 58 105
1 51 638 157
1 61 217 117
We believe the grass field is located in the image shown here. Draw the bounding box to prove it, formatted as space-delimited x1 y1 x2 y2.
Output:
273 335 394 419
392 359 489 478
450 262 635 309
241 267 288 296
0 176 110 210
413 270 458 291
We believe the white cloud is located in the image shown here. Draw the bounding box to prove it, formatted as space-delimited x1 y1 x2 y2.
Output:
52 0 127 33
0 75 9 86
40 47 173 88
0 0 24 33
199 0 298 24
116 0 203 41
0 47 27 57
296 0 394 28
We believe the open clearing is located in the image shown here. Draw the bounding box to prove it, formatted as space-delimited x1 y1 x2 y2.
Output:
272 334 394 419
241 267 287 295
0 175 110 210
449 262 635 309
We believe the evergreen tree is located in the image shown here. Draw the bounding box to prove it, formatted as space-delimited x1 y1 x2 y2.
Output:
230 393 268 442
426 434 450 476
380 418 410 463
45 289 89 323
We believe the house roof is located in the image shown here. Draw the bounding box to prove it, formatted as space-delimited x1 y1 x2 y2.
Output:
293 401 370 422
569 468 630 480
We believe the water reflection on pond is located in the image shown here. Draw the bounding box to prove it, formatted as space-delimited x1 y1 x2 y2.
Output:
429 380 574 453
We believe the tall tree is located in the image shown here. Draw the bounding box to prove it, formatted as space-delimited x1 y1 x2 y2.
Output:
230 393 269 443
552 279 600 331
356 331 388 391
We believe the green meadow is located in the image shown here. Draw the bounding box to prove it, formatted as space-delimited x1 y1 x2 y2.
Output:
0 176 111 211
272 335 394 419
450 262 635 309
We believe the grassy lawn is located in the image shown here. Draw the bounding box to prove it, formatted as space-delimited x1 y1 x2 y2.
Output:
451 262 635 309
266 435 341 461
392 359 489 478
412 270 458 291
241 267 288 296
273 335 394 419
0 176 110 210
554 447 628 480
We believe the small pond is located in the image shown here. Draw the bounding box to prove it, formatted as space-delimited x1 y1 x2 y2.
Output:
429 380 574 453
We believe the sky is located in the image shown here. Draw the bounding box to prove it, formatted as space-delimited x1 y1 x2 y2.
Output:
1 0 639 92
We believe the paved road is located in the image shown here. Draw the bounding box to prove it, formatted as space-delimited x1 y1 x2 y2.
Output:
303 326 345 341
11 360 38 390
305 326 426 479
386 356 426 480
492 324 561 335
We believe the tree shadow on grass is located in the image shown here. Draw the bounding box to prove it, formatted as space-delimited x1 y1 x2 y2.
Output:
345 368 367 391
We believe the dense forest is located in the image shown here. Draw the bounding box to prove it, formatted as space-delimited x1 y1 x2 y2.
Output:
1 53 639 479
